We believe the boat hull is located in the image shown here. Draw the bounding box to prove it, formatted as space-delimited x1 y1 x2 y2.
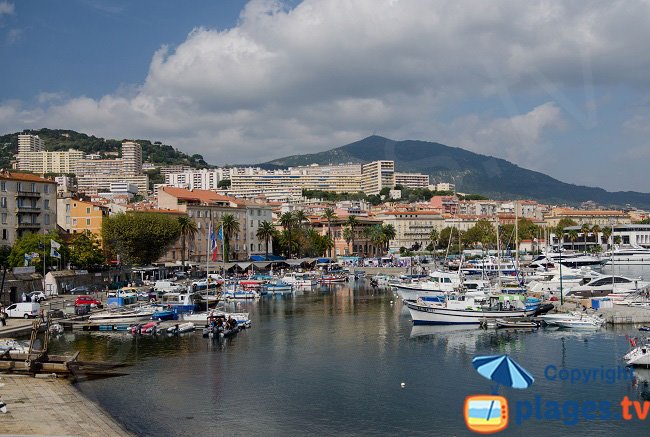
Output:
406 302 534 325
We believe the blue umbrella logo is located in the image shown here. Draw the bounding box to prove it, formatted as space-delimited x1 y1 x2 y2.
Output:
472 355 534 391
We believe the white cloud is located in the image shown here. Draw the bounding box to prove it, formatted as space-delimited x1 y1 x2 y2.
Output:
0 2 14 16
2 0 650 176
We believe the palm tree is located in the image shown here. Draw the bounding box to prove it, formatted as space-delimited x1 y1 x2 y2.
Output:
580 223 591 252
429 228 439 251
382 224 396 252
591 225 601 252
345 215 359 254
279 212 295 258
568 230 579 251
177 215 198 268
343 227 353 255
322 208 337 258
294 210 308 229
256 221 276 261
322 234 335 257
601 226 613 249
555 224 565 251
219 213 240 262
364 225 384 256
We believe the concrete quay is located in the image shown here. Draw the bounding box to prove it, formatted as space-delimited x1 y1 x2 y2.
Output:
0 374 132 436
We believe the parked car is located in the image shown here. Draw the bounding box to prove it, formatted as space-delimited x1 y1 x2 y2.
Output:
74 295 103 308
69 286 91 295
5 302 41 318
27 291 47 302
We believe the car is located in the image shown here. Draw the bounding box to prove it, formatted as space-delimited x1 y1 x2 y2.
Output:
74 295 103 308
69 286 91 295
26 291 47 302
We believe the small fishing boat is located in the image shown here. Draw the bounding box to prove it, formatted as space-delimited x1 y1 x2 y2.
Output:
167 322 195 334
48 323 64 335
555 317 604 330
88 308 154 324
495 319 540 329
222 289 260 300
131 321 158 335
639 326 650 332
151 309 176 321
263 281 294 294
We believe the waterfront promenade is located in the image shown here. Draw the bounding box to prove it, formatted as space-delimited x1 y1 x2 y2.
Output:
0 374 132 436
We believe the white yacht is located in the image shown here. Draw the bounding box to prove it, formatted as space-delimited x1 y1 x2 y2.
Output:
529 251 605 269
393 270 461 301
624 338 650 366
604 245 650 265
566 274 649 298
281 272 316 287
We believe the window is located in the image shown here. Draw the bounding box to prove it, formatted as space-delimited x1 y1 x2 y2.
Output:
250 243 254 251
1 213 6 224
66 204 70 213
17 182 22 191
45 215 50 225
72 219 77 226
86 219 91 226
44 199 49 210
2 229 6 240
0 181 5 191
86 207 90 214
31 183 36 192
44 184 49 193
0 197 5 208
66 217 70 224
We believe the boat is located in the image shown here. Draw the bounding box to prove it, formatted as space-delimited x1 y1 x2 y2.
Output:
536 311 584 326
88 308 154 324
318 273 348 283
529 251 605 269
393 270 462 301
281 272 316 287
159 292 199 313
222 289 260 300
639 326 650 332
624 337 650 366
566 274 649 298
182 311 250 326
554 316 605 330
495 318 540 329
48 323 64 335
239 280 264 290
604 245 650 265
461 256 519 277
263 281 294 294
167 322 195 334
405 294 536 325
0 339 29 354
131 321 158 334
151 309 176 321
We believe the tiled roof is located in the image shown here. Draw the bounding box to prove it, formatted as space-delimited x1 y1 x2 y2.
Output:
0 171 57 184
161 186 237 205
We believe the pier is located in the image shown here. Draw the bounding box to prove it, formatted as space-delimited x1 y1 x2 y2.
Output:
0 374 133 436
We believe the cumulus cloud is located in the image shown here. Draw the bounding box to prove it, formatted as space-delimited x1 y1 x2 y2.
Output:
2 0 650 173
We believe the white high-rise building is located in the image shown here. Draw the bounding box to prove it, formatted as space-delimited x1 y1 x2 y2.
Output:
122 141 142 175
18 134 44 154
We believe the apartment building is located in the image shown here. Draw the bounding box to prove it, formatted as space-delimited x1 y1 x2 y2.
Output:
545 208 631 228
0 170 57 246
374 210 445 251
157 187 272 262
310 214 384 256
394 172 430 188
56 198 109 243
361 161 395 195
75 141 148 195
16 133 84 174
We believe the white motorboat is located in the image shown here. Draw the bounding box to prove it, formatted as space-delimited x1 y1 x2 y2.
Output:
566 274 649 298
406 294 536 325
529 252 605 269
167 322 195 334
604 245 650 266
0 339 29 354
555 316 605 330
281 272 316 287
624 338 650 366
182 311 250 325
394 270 461 300
536 312 583 326
88 308 154 324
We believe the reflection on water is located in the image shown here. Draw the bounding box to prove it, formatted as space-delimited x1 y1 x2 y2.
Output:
45 283 649 436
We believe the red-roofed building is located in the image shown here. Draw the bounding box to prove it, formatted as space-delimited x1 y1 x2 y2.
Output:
310 215 384 257
374 210 445 251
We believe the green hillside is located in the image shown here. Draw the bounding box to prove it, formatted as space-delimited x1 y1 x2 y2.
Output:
0 128 208 169
264 135 650 209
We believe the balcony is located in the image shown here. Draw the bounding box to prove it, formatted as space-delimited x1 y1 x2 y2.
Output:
17 221 41 228
16 191 41 198
16 205 41 211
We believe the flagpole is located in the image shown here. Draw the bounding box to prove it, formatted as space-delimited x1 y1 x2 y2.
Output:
206 222 210 313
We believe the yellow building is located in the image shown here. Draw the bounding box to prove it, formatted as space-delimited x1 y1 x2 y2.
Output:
56 198 109 242
544 208 631 228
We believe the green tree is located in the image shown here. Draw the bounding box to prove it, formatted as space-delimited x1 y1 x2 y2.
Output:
256 221 276 261
7 232 66 272
345 215 359 254
177 215 198 268
322 208 337 258
217 179 231 188
364 225 385 256
568 230 579 251
279 212 296 258
343 227 353 255
102 212 181 265
580 223 591 252
69 231 105 269
429 228 439 250
591 225 601 250
601 226 613 249
381 224 396 252
219 213 240 262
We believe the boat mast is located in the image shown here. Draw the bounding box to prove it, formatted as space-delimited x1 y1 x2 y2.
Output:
514 201 519 271
496 215 502 291
206 221 210 312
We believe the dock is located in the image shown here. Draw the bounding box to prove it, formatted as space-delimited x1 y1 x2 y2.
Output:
0 374 133 436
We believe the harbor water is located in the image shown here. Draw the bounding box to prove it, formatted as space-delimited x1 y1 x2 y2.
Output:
49 280 650 436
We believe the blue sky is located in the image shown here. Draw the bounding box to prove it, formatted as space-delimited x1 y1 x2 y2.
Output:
1 0 650 193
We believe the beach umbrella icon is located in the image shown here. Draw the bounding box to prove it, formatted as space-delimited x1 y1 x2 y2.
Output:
472 355 534 389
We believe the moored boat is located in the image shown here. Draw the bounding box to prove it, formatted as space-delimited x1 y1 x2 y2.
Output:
495 318 540 329
167 322 195 334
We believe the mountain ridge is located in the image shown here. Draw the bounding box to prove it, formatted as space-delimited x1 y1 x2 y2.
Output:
262 135 650 209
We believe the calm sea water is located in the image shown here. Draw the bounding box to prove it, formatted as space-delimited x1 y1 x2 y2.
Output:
48 279 650 436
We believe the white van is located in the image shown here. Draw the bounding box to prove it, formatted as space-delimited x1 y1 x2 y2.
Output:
154 280 183 293
5 302 41 319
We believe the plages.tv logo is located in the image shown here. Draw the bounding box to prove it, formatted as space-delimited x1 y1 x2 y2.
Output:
464 355 534 434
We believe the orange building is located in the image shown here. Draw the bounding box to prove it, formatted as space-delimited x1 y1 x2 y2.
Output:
56 198 109 242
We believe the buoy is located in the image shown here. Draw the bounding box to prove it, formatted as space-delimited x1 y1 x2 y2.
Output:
400 382 406 388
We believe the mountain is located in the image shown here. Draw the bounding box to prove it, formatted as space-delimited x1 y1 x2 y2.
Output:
263 135 650 209
0 128 209 170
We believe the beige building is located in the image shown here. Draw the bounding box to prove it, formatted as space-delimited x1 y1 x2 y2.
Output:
361 161 395 195
75 141 148 195
375 210 445 251
544 208 631 228
395 172 430 189
16 133 84 174
0 170 57 246
157 187 273 263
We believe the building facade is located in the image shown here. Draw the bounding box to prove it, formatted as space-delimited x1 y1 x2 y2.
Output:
0 171 57 246
56 198 109 243
375 211 445 251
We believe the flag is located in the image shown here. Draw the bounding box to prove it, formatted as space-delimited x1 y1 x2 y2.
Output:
24 253 32 266
217 226 224 241
51 239 61 250
209 223 218 262
50 247 61 259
